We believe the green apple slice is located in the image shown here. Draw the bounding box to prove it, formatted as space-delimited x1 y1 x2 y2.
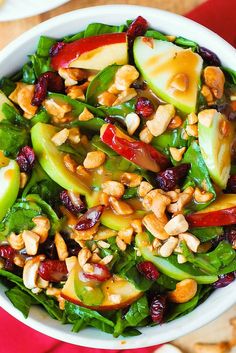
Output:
0 90 14 121
133 37 203 113
31 123 90 196
0 157 20 221
198 109 233 189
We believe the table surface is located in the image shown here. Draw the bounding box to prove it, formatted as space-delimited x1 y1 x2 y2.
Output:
0 0 236 351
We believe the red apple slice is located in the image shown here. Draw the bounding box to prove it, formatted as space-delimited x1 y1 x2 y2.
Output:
61 260 142 311
186 193 236 227
51 33 128 71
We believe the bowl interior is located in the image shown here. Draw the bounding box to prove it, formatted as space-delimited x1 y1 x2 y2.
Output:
0 5 235 349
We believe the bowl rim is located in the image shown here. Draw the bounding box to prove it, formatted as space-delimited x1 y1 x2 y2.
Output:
0 4 236 349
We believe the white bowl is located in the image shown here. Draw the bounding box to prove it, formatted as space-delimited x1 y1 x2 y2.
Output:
0 5 235 349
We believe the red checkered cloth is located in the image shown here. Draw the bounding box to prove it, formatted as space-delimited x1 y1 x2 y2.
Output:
0 0 235 352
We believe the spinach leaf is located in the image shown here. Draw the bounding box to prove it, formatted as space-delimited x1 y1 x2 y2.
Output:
84 23 125 37
57 143 85 164
36 36 56 57
30 54 52 78
0 269 63 320
181 240 236 275
182 141 216 211
86 64 120 105
1 103 30 127
145 29 167 41
105 155 136 174
175 37 198 51
0 200 42 237
0 78 16 96
152 127 188 155
63 31 85 43
30 110 50 125
101 98 136 120
123 187 138 199
166 289 201 321
91 135 117 157
0 121 28 158
190 226 223 242
22 62 36 84
125 295 149 326
5 286 36 318
156 273 178 290
222 67 236 84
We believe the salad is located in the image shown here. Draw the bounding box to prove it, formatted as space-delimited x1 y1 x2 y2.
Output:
0 15 236 338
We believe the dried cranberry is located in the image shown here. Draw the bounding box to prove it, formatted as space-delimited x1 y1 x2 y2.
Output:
4 259 15 271
0 245 16 271
66 238 81 257
32 71 64 107
38 260 68 282
75 205 104 231
197 46 221 66
156 163 190 191
49 42 65 57
60 190 85 214
226 175 236 193
137 261 159 281
213 273 235 288
127 16 148 45
83 263 111 282
150 295 167 324
135 97 154 118
131 80 146 90
224 225 236 248
16 146 35 173
38 238 58 260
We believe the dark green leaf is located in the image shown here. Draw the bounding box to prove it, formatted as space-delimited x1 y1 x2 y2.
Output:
222 67 236 84
125 295 149 326
36 36 56 57
86 64 120 105
175 37 198 51
0 121 29 158
0 78 16 96
30 54 52 78
156 273 178 290
30 110 50 125
84 23 125 37
166 289 200 321
123 187 138 199
91 135 117 157
101 98 136 120
1 103 30 127
190 226 223 242
22 62 36 84
63 31 85 43
152 127 188 155
145 29 167 41
5 286 35 318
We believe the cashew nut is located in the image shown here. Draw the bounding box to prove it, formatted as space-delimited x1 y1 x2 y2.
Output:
168 279 198 303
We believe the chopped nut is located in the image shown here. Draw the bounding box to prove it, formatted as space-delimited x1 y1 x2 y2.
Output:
121 172 142 187
179 232 200 252
153 238 162 249
13 255 25 267
9 82 37 118
169 147 186 162
66 86 85 100
46 287 61 297
58 67 87 86
109 196 134 215
116 236 127 251
186 124 198 137
166 35 176 42
201 84 214 104
142 189 161 211
90 253 102 263
166 190 180 203
65 256 78 273
194 187 214 203
23 255 45 290
168 115 183 129
204 66 225 99
68 127 80 144
78 107 94 121
102 180 125 198
20 172 28 188
118 227 133 244
8 232 24 250
159 236 178 257
139 127 153 144
97 240 110 249
194 342 230 353
37 276 49 289
169 73 189 92
125 112 140 135
94 227 117 240
147 104 175 137
98 91 117 106
131 219 143 234
138 181 153 198
114 65 139 90
64 154 77 172
83 263 94 273
169 279 198 303
100 254 113 265
142 213 169 240
99 191 110 206
219 118 231 138
177 254 187 264
73 223 99 241
188 112 198 125
76 165 90 177
168 187 194 214
108 83 121 95
78 248 92 267
55 232 68 261
142 37 154 48
43 98 71 119
151 193 171 219
51 128 69 146
22 230 40 255
164 214 189 235
83 151 106 169
112 88 137 106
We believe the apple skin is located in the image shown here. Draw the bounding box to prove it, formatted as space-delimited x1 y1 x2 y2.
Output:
61 260 142 311
186 194 236 227
51 33 128 71
0 159 20 221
